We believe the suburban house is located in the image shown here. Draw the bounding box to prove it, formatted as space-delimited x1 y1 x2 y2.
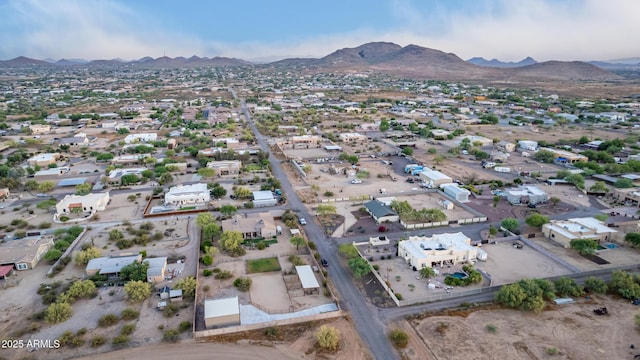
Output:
338 132 367 142
496 140 516 152
85 254 142 277
288 135 322 149
59 135 89 147
518 140 539 151
441 184 471 203
0 236 54 270
145 257 168 283
613 188 640 207
221 212 277 239
430 129 451 140
542 217 618 248
167 138 177 149
124 133 157 144
419 170 453 188
204 296 240 329
110 155 146 165
206 160 242 176
540 147 588 164
364 200 399 224
252 191 277 208
108 167 147 182
504 185 548 205
460 135 493 147
55 192 110 216
164 183 210 206
27 153 61 166
398 232 487 270
29 124 51 134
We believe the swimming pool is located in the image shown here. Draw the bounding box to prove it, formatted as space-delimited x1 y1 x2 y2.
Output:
604 243 619 249
451 272 468 279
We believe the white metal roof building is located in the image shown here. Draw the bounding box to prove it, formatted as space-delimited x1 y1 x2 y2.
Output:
204 296 240 329
252 190 277 208
55 192 110 216
295 265 320 295
164 183 210 206
441 184 471 203
85 254 142 276
419 170 453 188
542 217 617 248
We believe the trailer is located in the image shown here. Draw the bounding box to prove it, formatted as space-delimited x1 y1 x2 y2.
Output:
494 166 511 173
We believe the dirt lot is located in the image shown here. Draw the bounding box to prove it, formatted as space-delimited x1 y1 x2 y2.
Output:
69 317 371 360
400 295 640 360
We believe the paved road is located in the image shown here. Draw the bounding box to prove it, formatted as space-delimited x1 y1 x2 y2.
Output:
238 97 400 360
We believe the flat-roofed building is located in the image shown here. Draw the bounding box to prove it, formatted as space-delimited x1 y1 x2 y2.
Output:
419 170 453 188
56 192 110 216
28 153 61 166
339 132 367 142
504 185 548 205
165 183 210 206
29 124 51 134
206 160 242 176
398 232 486 270
295 265 320 295
289 135 322 149
542 217 617 248
540 147 588 164
0 236 54 270
252 191 277 208
204 296 240 329
221 212 277 239
124 133 157 144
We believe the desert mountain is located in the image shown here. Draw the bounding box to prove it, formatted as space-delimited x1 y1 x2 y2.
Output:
467 56 537 68
0 42 622 81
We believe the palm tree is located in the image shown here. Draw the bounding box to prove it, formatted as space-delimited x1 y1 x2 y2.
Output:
419 267 436 279
290 236 306 250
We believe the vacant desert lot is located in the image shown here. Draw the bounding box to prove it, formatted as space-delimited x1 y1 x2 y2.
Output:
400 295 640 360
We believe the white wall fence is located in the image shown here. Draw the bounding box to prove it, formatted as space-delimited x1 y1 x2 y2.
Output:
400 216 487 230
320 195 371 203
193 310 344 339
353 242 401 307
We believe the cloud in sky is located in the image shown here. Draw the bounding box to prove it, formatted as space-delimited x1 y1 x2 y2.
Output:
0 0 638 62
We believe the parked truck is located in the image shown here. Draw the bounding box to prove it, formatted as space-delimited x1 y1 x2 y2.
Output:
494 166 511 173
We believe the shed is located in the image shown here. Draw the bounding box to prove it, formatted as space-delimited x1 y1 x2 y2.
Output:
252 191 277 208
441 184 470 203
57 177 88 187
295 265 320 295
204 296 240 329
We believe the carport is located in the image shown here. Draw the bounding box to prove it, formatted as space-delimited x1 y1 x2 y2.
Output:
295 265 320 295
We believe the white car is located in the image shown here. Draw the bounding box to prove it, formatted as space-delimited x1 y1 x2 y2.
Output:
351 179 362 184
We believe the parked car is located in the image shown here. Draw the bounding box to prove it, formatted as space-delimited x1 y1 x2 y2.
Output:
36 193 49 197
299 217 307 225
321 258 329 267
350 179 362 184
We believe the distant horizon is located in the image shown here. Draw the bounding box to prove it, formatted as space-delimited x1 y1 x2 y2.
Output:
1 0 639 63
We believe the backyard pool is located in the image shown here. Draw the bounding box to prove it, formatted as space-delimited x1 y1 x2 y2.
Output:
451 272 468 279
604 243 619 249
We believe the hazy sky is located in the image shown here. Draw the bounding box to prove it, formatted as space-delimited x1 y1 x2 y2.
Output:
1 0 638 62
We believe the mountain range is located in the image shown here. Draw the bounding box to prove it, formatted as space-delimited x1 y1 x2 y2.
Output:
0 42 624 81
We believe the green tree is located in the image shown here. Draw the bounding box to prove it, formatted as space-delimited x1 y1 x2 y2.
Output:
565 173 585 189
44 249 63 263
290 236 306 250
401 147 413 156
584 276 608 293
233 186 252 199
38 181 56 193
75 183 92 196
67 280 97 300
124 281 151 303
614 178 634 189
219 205 238 218
609 270 640 299
525 213 549 229
338 243 359 259
159 172 173 185
569 239 598 255
209 183 227 198
348 257 371 278
203 223 221 242
625 232 640 247
549 196 561 207
589 181 609 193
197 167 216 178
315 325 340 351
233 277 252 292
379 119 390 132
501 218 519 233
419 266 436 279
45 302 73 324
174 276 197 300
553 277 583 297
219 231 244 255
74 246 101 265
316 204 337 216
120 261 150 282
196 212 215 228
533 149 557 163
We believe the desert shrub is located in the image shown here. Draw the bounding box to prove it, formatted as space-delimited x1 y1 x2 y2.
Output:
315 325 340 351
264 326 281 340
388 329 409 348
233 277 252 292
486 324 497 333
163 303 179 318
178 321 192 332
163 329 181 343
45 302 72 324
98 313 119 327
112 334 129 346
214 270 233 279
203 269 213 277
120 308 140 321
91 336 106 347
120 323 136 336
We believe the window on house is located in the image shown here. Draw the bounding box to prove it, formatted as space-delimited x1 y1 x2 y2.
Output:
16 263 27 270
